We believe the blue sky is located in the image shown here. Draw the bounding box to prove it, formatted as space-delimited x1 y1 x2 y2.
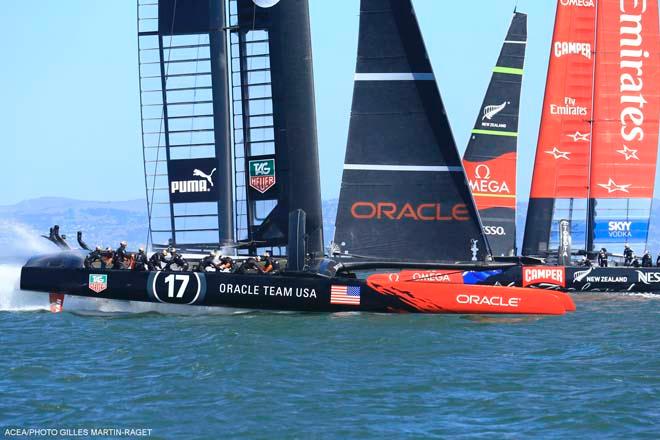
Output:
0 0 555 206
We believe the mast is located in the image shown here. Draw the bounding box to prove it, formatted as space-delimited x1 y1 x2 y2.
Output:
463 12 527 257
333 0 490 263
522 0 597 256
137 0 233 251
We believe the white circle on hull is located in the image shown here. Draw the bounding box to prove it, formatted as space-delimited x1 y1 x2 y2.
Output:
253 0 281 7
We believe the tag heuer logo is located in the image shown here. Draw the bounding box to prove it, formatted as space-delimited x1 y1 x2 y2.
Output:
89 274 108 293
249 159 276 194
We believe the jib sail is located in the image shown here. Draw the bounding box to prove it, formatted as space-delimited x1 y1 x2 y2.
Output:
463 12 527 257
137 0 324 256
522 0 597 256
333 0 490 263
588 0 660 252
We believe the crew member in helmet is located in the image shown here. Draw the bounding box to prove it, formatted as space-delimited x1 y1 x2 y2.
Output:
642 250 653 267
219 256 235 272
198 251 220 272
597 248 609 268
84 246 104 269
236 256 264 274
133 248 148 271
166 248 189 271
112 241 129 269
623 244 634 266
262 251 280 274
656 252 660 267
148 249 168 271
632 255 641 267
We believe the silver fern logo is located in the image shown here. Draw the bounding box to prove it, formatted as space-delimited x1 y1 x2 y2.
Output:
482 102 508 121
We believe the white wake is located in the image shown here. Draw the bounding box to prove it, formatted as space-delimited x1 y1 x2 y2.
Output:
0 221 245 315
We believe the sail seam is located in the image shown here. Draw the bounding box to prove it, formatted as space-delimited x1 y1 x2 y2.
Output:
354 73 435 81
493 66 524 75
344 164 462 172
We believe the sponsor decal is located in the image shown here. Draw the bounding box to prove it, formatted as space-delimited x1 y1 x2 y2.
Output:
560 0 595 7
249 159 276 194
616 145 639 160
558 219 572 265
89 274 108 293
597 178 631 194
253 0 280 7
554 41 592 59
171 168 216 194
523 267 566 287
219 283 318 299
484 225 506 236
567 131 590 142
545 147 571 160
572 268 629 283
350 202 469 221
594 220 648 242
636 271 660 285
481 102 509 128
396 270 464 283
469 164 511 194
456 294 521 308
550 96 588 116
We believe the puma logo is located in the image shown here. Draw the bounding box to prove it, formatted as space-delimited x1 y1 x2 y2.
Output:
193 168 216 187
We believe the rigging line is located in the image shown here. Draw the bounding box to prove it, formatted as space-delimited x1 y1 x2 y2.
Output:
145 0 179 249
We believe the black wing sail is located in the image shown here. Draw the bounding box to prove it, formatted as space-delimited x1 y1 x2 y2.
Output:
229 0 324 256
463 12 527 257
333 0 489 263
138 0 233 252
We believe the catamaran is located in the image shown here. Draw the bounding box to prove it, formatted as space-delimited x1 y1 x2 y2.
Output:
20 0 578 314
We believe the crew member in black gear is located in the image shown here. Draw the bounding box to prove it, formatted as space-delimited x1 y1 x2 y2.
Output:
579 256 592 267
198 251 220 272
235 256 264 274
148 249 168 271
597 248 609 268
84 246 104 269
133 248 148 271
219 256 234 272
623 245 634 266
632 256 641 267
642 251 653 267
112 241 129 269
166 248 189 271
656 252 660 267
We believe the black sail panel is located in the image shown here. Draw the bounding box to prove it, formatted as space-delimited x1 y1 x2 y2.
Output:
230 0 324 256
333 0 489 263
463 12 527 257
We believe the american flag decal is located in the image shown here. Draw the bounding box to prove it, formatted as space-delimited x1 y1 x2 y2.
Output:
330 285 361 305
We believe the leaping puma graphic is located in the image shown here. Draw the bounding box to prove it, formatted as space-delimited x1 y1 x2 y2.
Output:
193 168 217 187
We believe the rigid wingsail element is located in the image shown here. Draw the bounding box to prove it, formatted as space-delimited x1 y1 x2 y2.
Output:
523 0 660 256
333 0 490 263
137 0 324 256
463 12 527 257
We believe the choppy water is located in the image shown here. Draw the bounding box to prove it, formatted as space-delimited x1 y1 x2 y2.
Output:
1 263 659 439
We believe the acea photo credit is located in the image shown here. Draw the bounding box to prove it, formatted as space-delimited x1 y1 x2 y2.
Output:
1 0 659 438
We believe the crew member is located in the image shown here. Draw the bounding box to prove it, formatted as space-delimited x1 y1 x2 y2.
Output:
632 255 641 268
103 247 115 268
597 248 608 268
656 252 660 267
149 249 168 271
166 248 189 271
235 256 264 274
262 251 279 274
198 251 220 272
623 245 634 266
112 241 129 270
642 250 653 267
84 246 104 269
133 248 148 271
579 256 592 267
219 256 235 272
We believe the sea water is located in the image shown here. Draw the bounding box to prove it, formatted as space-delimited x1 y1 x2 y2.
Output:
1 267 659 438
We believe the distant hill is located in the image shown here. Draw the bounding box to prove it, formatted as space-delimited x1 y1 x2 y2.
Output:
1 197 659 256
